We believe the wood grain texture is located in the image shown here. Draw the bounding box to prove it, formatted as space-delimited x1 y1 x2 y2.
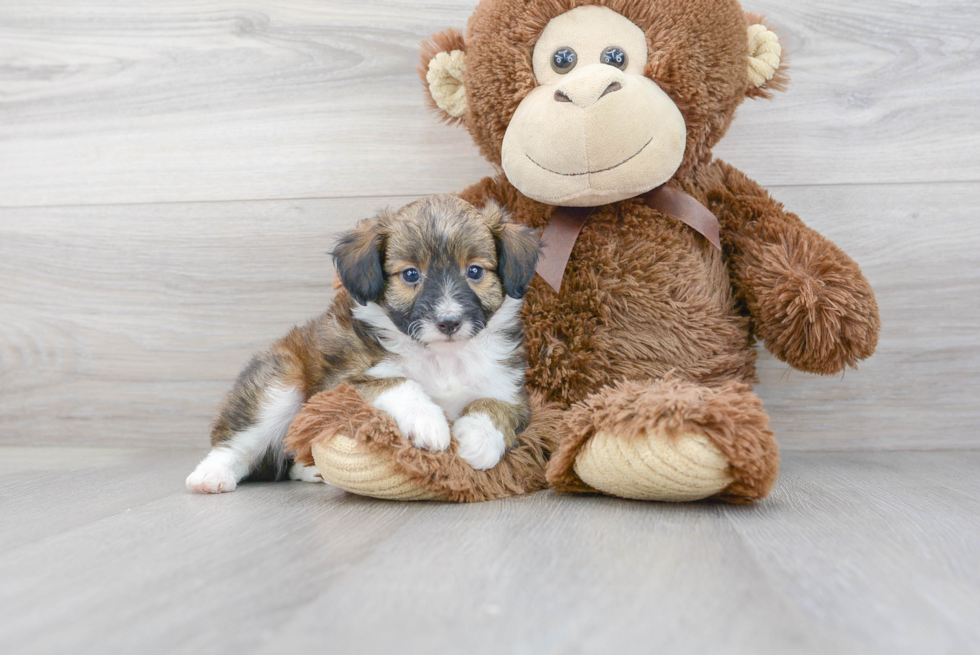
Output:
2 182 978 450
0 196 375 447
1 0 979 207
1 448 978 655
0 447 199 551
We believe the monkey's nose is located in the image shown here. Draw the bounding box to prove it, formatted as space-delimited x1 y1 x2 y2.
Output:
555 74 624 108
436 316 461 335
599 81 622 98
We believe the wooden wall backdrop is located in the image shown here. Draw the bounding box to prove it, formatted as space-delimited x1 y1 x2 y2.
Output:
1 0 978 450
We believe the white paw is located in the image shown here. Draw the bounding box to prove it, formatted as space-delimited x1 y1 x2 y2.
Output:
186 459 238 493
372 381 451 452
397 403 452 451
288 462 323 483
453 413 506 470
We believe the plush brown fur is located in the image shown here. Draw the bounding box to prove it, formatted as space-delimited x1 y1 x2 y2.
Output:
712 161 879 375
286 384 563 502
296 0 878 503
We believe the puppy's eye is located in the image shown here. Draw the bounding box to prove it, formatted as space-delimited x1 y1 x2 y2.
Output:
466 265 485 282
401 268 420 284
551 47 577 74
600 46 628 69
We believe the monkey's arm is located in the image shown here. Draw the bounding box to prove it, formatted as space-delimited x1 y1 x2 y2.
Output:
708 160 880 375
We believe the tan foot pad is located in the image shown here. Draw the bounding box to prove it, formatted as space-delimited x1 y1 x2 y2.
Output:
312 436 441 501
573 431 733 502
286 383 562 503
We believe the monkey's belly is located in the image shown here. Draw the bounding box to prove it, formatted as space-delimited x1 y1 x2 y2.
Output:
522 250 754 406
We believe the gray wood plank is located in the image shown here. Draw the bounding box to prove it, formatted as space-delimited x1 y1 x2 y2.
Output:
2 184 976 450
0 451 428 655
726 452 980 654
1 449 978 655
0 447 200 552
0 195 390 447
715 0 980 189
253 488 852 655
0 0 494 207
1 0 978 207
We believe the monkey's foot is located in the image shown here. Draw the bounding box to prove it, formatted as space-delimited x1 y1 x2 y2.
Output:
547 378 779 503
573 430 733 502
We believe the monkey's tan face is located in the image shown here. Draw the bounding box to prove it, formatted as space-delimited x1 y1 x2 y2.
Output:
500 5 687 207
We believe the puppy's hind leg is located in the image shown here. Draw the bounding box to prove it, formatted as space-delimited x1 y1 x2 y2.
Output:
287 462 323 483
187 351 306 494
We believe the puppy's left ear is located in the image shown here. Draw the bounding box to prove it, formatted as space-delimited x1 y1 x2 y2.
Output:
482 201 540 299
332 217 386 305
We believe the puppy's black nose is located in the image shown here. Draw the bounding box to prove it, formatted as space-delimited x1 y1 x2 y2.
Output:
436 316 461 335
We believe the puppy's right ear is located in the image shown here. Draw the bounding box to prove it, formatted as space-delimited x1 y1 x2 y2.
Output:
332 218 385 305
482 201 541 299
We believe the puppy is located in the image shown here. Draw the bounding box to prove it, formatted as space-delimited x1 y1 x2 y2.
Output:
186 195 540 493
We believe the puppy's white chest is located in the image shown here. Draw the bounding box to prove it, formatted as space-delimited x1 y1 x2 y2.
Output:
418 352 490 418
369 348 519 420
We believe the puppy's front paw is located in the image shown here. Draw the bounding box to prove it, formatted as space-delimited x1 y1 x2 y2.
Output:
453 413 506 470
402 405 452 452
371 381 451 452
186 459 238 494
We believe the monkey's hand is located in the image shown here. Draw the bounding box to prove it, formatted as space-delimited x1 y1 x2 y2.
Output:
743 232 880 375
711 161 880 375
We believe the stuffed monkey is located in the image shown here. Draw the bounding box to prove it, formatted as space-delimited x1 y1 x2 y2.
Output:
289 0 879 503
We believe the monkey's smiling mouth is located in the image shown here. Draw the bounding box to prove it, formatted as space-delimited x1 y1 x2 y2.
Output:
525 137 654 177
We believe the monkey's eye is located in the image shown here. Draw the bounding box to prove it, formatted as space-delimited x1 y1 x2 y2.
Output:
600 46 628 69
401 268 420 284
551 47 577 74
466 265 485 282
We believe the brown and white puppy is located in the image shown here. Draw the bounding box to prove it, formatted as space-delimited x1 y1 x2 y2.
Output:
186 195 540 493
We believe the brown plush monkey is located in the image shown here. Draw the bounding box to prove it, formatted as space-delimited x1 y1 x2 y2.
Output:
288 0 879 503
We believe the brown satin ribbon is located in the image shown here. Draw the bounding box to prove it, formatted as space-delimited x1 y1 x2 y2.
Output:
535 185 722 293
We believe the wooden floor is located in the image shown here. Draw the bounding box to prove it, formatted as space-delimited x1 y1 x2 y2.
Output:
2 448 978 655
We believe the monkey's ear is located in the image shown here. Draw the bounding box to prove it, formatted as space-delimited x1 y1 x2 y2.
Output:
418 29 467 124
745 15 789 99
332 218 386 305
482 201 541 299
